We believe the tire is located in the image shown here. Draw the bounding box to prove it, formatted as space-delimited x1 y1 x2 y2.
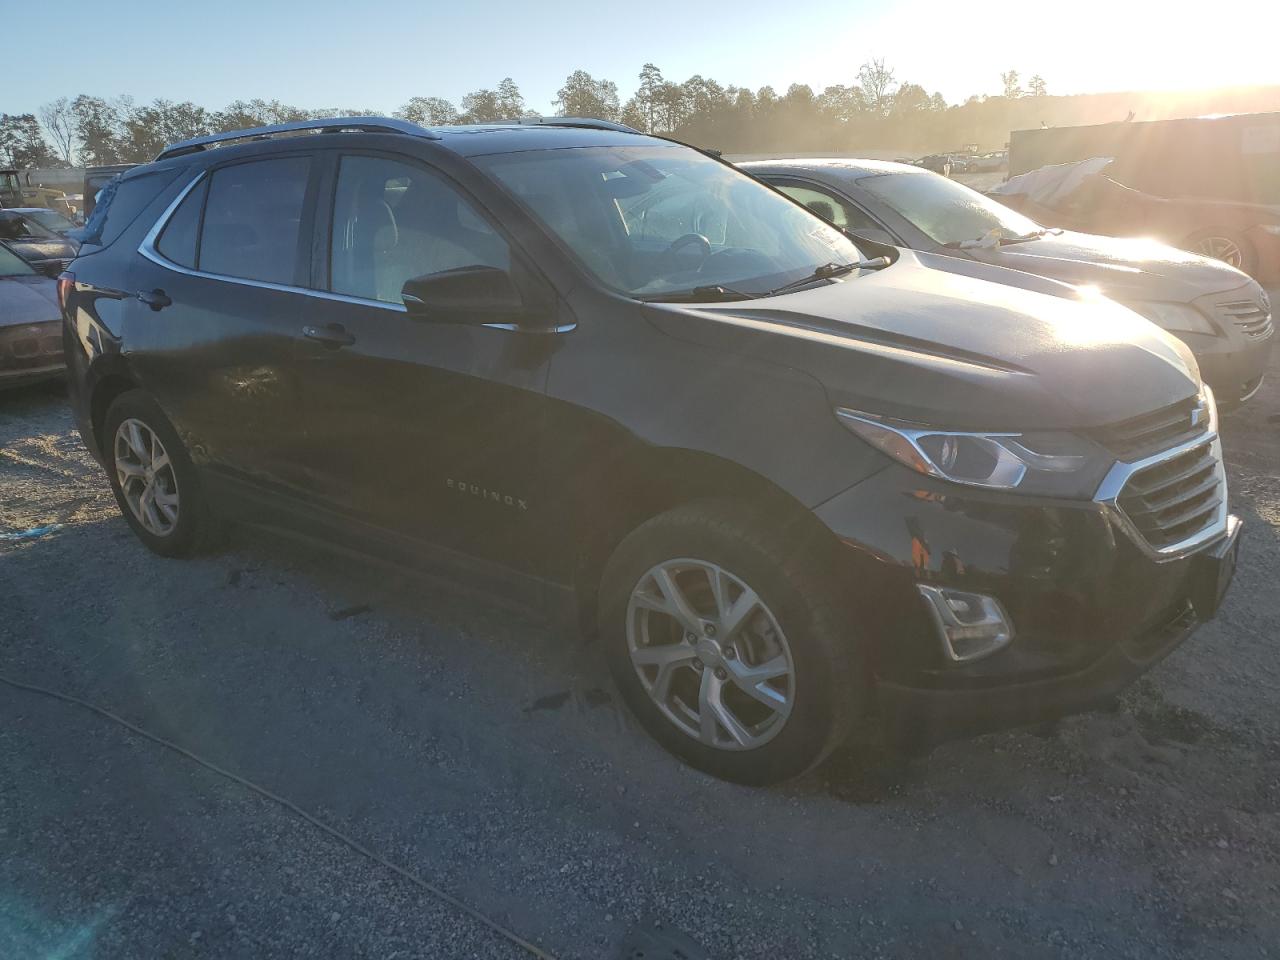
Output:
1183 227 1257 276
598 499 862 784
103 389 221 557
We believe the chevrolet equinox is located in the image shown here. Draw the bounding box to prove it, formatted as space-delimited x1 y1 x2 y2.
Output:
62 117 1241 784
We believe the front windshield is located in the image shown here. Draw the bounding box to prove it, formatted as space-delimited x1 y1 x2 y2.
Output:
476 144 863 298
858 170 1043 246
27 209 76 233
0 243 36 276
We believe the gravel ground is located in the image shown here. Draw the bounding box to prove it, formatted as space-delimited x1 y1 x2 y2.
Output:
2 327 1279 959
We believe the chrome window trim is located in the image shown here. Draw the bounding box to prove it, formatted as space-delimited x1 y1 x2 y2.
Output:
137 170 575 331
1091 388 1228 561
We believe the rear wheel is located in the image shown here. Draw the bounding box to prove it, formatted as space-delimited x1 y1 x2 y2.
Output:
104 390 220 557
599 500 861 784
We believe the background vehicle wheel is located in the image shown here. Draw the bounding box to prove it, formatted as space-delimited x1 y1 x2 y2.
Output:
104 390 221 557
1184 228 1257 275
599 500 862 785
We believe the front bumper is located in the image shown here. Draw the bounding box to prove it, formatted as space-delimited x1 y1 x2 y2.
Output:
877 600 1199 746
1185 285 1275 406
1193 336 1273 406
812 464 1240 748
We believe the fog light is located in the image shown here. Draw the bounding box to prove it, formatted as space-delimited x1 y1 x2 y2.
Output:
916 585 1014 663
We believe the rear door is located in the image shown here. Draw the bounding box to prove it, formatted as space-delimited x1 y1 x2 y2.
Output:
129 153 319 499
287 150 557 575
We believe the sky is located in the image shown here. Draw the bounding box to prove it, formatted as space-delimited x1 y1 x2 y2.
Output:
5 0 1279 117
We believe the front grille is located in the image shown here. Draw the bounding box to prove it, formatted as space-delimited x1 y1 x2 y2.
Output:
1091 395 1209 461
1117 440 1223 550
1212 297 1273 340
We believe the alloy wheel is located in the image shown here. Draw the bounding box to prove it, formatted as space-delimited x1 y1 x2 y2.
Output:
626 558 795 751
1194 235 1244 269
114 418 180 536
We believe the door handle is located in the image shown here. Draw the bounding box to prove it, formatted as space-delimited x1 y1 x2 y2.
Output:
302 323 356 348
136 288 172 311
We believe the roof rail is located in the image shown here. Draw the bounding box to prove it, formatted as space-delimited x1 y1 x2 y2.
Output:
155 116 441 161
504 116 642 135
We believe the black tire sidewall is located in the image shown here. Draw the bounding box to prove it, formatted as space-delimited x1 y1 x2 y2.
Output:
599 502 858 785
103 390 209 557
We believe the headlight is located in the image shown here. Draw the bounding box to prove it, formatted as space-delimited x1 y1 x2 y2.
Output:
836 409 1114 498
1123 301 1217 336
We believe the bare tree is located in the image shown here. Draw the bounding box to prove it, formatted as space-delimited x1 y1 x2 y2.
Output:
858 58 897 116
1001 70 1024 99
39 97 76 165
1028 75 1048 98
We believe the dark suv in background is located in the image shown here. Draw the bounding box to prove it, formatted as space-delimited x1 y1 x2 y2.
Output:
62 117 1240 784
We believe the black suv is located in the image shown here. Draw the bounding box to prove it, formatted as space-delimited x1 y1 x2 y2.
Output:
62 117 1240 784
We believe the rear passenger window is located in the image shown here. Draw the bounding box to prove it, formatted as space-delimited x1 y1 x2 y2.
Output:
156 179 207 268
198 157 310 285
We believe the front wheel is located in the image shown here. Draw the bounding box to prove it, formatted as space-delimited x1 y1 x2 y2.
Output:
599 500 862 784
1184 228 1257 275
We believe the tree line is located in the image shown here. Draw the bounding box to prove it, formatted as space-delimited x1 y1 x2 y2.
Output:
3 62 1277 170
0 60 1047 169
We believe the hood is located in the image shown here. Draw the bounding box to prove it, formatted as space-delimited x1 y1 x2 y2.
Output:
4 236 78 263
966 230 1251 303
0 274 60 327
645 249 1199 431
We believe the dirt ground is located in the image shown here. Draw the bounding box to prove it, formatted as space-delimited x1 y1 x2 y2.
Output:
2 321 1279 959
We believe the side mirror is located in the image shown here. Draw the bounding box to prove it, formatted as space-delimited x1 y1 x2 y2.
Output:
401 266 525 324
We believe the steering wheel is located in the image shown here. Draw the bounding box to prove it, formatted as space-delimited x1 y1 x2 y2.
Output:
665 233 712 259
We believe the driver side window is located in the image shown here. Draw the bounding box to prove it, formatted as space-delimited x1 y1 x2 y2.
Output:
774 182 882 233
329 155 510 304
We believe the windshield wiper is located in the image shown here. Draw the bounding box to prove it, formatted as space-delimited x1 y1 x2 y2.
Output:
638 284 756 303
943 229 1048 250
1000 229 1050 245
766 258 890 296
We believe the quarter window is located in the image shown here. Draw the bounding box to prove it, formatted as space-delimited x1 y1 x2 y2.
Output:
329 155 509 304
197 157 310 285
156 179 207 269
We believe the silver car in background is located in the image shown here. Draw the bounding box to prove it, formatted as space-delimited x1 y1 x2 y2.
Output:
742 158 1274 406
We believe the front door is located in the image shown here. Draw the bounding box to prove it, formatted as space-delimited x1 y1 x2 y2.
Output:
290 151 557 575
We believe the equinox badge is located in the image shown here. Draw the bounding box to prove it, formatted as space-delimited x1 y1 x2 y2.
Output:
446 478 528 511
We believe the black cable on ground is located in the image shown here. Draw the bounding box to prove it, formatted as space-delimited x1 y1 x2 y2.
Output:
0 672 559 960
